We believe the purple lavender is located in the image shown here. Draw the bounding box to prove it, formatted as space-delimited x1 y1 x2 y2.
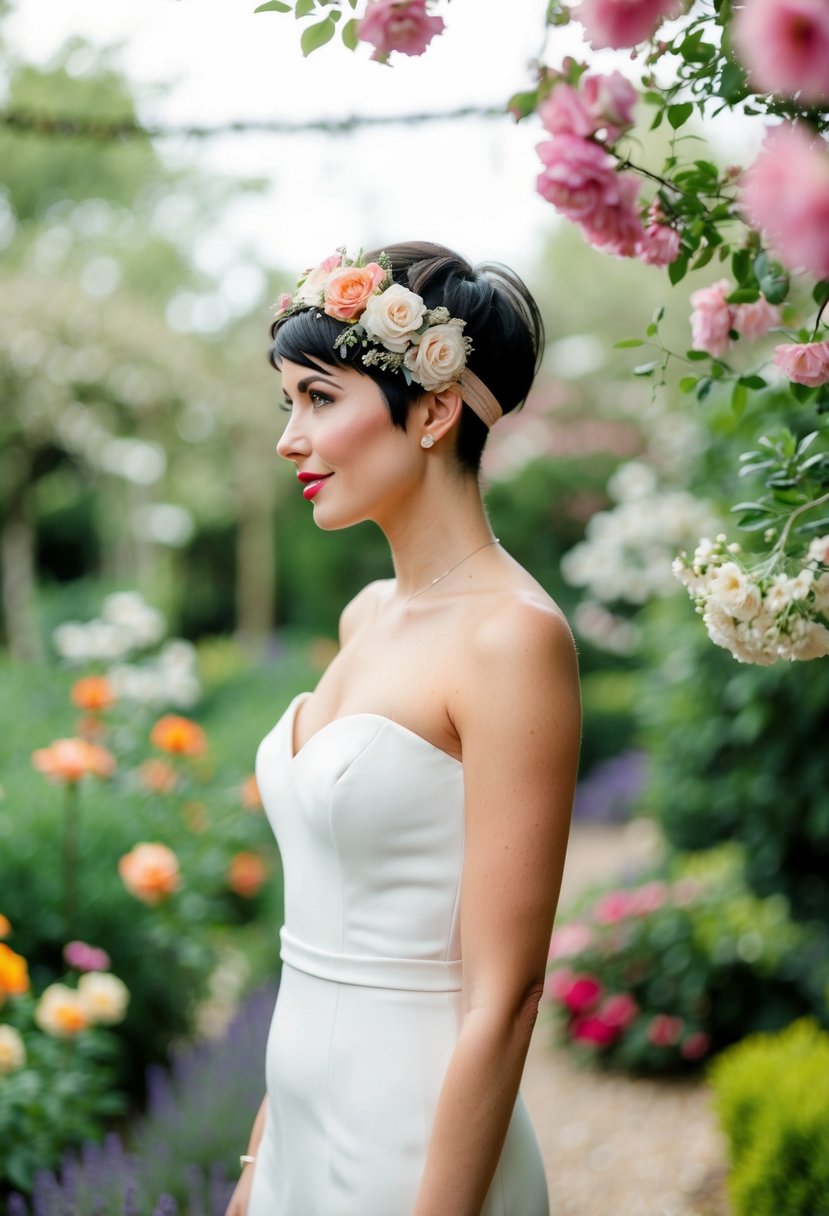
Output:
572 749 647 823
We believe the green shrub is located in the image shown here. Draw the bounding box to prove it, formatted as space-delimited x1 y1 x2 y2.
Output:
545 844 829 1074
710 1019 829 1216
638 596 829 922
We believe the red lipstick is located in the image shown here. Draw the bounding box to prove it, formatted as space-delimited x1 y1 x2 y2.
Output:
297 472 333 501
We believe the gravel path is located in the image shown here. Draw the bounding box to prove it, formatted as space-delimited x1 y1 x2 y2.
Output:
521 821 730 1216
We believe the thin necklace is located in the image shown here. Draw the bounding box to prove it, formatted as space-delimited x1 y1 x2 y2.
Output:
406 538 500 602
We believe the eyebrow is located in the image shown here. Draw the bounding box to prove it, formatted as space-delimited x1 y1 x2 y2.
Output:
283 373 340 402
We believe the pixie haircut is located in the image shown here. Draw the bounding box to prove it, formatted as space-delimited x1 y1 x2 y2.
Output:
270 241 545 474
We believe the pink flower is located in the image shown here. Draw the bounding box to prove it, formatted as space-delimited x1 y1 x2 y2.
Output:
582 71 638 141
647 1013 684 1046
571 1014 620 1046
733 0 829 105
638 223 681 266
559 974 604 1014
358 0 445 61
546 966 575 1002
773 340 829 387
275 292 293 314
539 85 596 139
63 941 111 973
580 172 646 257
536 135 622 223
594 888 638 923
600 992 639 1029
680 1030 711 1060
733 295 781 341
630 880 669 915
577 0 681 50
689 279 734 357
549 922 595 959
741 124 829 279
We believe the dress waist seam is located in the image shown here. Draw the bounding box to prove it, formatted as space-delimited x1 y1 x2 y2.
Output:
280 927 463 992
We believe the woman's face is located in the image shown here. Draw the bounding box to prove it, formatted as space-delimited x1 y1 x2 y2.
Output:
276 357 421 531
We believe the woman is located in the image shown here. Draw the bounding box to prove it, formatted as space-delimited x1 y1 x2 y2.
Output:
227 242 581 1216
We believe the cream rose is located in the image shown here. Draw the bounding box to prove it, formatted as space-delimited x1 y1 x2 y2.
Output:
0 1024 25 1075
35 983 90 1038
294 254 342 306
403 324 469 391
361 283 426 352
77 971 130 1026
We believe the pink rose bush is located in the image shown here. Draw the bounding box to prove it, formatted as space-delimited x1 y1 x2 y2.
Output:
732 0 829 105
689 279 780 357
545 849 823 1073
773 340 829 387
577 0 681 49
358 0 445 63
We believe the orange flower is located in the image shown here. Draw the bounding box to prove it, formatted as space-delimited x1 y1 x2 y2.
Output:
0 914 11 939
71 675 115 712
139 758 179 794
35 983 89 1038
228 851 267 899
240 774 262 810
0 942 30 1004
150 715 207 757
32 738 116 784
118 842 181 905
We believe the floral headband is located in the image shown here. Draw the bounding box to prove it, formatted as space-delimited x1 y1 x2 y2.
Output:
273 249 503 428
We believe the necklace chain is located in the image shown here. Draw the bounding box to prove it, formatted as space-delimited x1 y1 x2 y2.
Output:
406 539 500 603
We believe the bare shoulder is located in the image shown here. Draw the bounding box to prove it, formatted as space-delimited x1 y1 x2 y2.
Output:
338 578 394 646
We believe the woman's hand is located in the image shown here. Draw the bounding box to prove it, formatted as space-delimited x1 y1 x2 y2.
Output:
224 1163 255 1216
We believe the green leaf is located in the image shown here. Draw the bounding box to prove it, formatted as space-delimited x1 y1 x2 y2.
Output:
646 322 658 337
653 305 665 324
692 246 715 271
507 89 539 120
613 338 645 348
791 382 817 403
731 248 752 285
679 376 698 393
300 14 336 53
696 377 714 401
633 361 659 377
731 382 748 417
667 103 694 130
727 287 760 304
254 0 291 9
668 253 689 285
341 16 359 48
719 62 747 100
813 280 829 309
686 350 709 361
295 0 315 16
738 375 767 390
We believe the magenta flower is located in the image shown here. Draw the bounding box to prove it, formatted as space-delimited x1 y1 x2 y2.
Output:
577 0 681 50
559 974 604 1014
647 1013 684 1046
594 888 638 924
600 992 639 1029
358 0 445 62
741 124 829 280
680 1030 711 1060
733 0 829 105
773 340 829 387
570 1013 620 1046
63 940 111 973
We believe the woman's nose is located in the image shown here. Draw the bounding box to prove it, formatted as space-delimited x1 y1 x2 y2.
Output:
276 412 311 462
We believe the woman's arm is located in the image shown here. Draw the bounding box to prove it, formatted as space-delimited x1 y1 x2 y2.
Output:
412 598 581 1216
224 1095 268 1216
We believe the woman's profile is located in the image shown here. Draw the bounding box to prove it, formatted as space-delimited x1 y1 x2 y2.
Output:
226 241 581 1216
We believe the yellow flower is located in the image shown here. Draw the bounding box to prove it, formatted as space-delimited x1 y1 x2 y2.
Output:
0 942 30 1005
35 984 89 1038
77 971 130 1025
0 1024 26 1075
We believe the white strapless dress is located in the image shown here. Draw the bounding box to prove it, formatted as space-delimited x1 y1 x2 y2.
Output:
248 692 549 1216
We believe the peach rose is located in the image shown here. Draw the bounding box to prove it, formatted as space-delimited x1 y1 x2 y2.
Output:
323 264 386 322
240 774 262 810
228 851 268 899
32 738 116 784
71 675 115 712
77 971 130 1025
150 715 207 757
773 340 829 387
404 324 469 391
361 283 426 352
118 842 181 905
35 983 89 1038
0 914 10 939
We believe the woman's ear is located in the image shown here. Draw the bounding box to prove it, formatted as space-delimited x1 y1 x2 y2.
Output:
417 386 465 446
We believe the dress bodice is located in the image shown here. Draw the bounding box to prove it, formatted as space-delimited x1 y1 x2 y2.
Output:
255 693 466 975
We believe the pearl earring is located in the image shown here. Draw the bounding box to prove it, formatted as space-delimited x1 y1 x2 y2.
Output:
420 434 436 449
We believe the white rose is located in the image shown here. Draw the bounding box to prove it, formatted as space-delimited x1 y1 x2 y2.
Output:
812 571 829 613
361 284 426 353
0 1024 26 1075
404 324 469 392
789 618 829 660
789 568 814 601
295 263 335 306
77 971 130 1025
707 562 762 622
763 573 792 615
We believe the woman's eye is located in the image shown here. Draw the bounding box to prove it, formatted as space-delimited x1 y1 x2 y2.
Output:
309 389 333 407
279 401 292 414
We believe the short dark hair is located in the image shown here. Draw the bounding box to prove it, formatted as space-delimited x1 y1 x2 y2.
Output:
270 240 544 474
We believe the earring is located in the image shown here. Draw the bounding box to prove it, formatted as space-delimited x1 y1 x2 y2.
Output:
420 434 435 449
